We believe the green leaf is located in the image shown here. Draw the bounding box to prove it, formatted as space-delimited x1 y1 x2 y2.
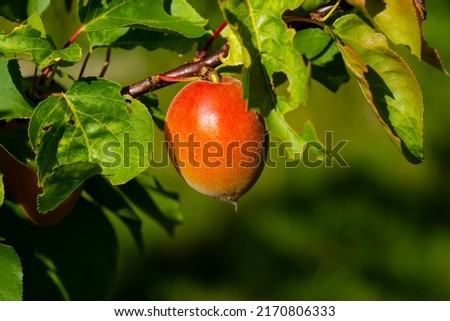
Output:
79 0 207 41
221 0 310 114
347 0 422 56
294 28 349 92
29 78 154 186
0 122 35 169
0 200 28 222
347 0 448 75
27 0 51 17
37 162 102 213
84 175 144 252
118 172 182 236
84 27 130 49
0 0 50 22
331 14 424 163
29 198 118 300
266 110 324 159
138 93 165 132
0 0 28 22
0 14 82 69
217 25 246 68
0 239 23 300
0 198 117 300
34 253 70 300
297 0 331 15
221 0 318 159
21 76 70 105
0 58 34 120
89 27 197 55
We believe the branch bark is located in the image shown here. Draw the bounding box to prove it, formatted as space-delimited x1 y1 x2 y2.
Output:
121 43 230 97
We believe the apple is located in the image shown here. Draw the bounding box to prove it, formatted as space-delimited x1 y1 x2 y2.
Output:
165 77 267 205
0 122 80 227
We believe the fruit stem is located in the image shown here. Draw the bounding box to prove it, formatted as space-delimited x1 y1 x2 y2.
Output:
205 69 221 83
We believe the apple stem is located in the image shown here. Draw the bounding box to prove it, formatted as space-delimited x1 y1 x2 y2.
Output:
205 69 221 83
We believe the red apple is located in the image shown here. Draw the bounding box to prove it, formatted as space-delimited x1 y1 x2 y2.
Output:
165 77 267 205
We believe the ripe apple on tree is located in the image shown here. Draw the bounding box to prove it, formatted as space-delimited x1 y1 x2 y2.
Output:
165 76 267 208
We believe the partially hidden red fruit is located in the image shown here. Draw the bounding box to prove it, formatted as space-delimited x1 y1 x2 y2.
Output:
165 77 267 205
0 122 80 227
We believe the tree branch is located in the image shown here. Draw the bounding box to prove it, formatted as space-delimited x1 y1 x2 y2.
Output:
121 42 230 97
120 1 360 98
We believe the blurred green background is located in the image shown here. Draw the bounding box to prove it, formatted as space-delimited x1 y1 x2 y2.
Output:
2 1 450 300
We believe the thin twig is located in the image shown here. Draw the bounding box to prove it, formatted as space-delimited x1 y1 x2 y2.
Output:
31 66 39 95
39 25 85 84
196 21 228 60
284 16 326 29
99 47 112 78
78 51 92 79
62 25 85 49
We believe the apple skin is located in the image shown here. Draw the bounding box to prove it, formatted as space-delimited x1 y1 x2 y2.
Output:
0 123 80 227
164 77 267 203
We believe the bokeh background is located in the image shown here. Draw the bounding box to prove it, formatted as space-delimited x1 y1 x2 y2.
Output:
2 1 450 300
